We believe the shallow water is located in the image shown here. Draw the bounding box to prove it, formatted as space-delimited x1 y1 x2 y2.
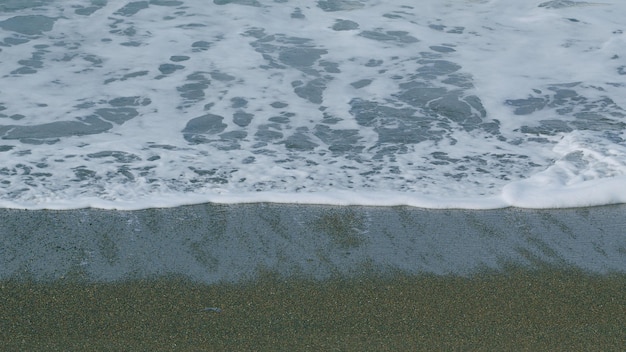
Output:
2 203 625 282
0 0 625 209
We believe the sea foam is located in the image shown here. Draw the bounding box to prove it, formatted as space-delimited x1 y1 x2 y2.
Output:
0 0 624 209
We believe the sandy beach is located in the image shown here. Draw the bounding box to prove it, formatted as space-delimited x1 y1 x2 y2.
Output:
1 203 625 350
1 270 625 351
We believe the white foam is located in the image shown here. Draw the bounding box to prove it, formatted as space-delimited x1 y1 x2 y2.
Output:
503 131 626 208
0 0 625 209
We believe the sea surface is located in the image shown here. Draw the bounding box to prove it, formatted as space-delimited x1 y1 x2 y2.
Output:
1 0 625 210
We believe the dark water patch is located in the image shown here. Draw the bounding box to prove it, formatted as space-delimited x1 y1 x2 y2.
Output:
294 78 326 104
188 167 230 184
115 1 149 16
158 63 184 74
291 7 305 19
317 0 364 12
110 25 136 37
87 151 141 163
447 26 464 34
0 16 56 35
250 33 327 75
365 59 383 67
506 97 547 115
148 144 178 150
417 60 462 78
269 113 291 124
242 27 266 39
94 108 139 125
350 99 441 145
170 55 189 62
254 127 283 142
121 70 149 80
83 54 103 66
279 47 328 68
209 71 235 81
178 82 208 101
397 83 487 131
220 130 247 140
214 0 261 6
71 166 98 181
2 116 113 142
506 84 626 133
320 60 340 73
332 19 359 31
177 73 211 103
442 73 475 89
270 101 288 109
0 0 49 12
429 23 464 34
429 24 446 31
571 112 626 131
280 133 319 151
313 125 362 154
191 41 211 51
397 87 448 107
104 70 149 84
383 13 403 19
351 79 371 89
10 67 37 75
4 37 30 45
108 96 151 107
182 114 227 144
176 22 206 28
520 120 573 136
75 1 108 16
237 156 254 165
75 7 102 16
430 45 456 53
0 145 14 152
359 30 418 44
17 59 43 69
233 111 253 127
150 0 184 5
231 97 247 108
427 91 485 130
431 152 460 165
538 0 590 9
120 41 142 47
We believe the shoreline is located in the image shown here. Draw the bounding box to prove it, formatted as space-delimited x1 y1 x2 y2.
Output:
1 203 625 283
2 203 625 349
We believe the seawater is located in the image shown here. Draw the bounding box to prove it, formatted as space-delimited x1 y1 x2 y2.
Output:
0 0 625 210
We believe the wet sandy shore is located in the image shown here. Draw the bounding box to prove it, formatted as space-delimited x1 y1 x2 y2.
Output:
2 270 625 351
1 203 625 350
1 203 625 281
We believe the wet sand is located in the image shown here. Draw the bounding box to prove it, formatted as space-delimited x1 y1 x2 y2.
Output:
1 270 625 351
1 203 625 350
2 203 626 281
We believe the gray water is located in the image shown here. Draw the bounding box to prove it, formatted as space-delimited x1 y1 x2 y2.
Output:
2 204 625 282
